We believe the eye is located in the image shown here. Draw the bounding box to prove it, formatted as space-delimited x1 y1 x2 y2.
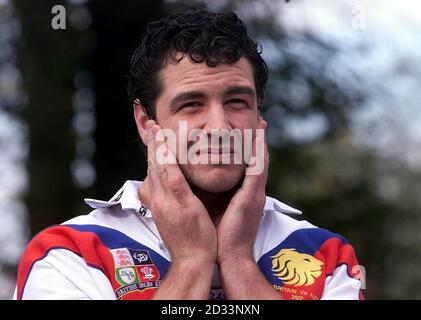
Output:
180 101 203 109
226 99 247 107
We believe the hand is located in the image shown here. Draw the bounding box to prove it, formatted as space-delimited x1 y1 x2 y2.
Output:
215 118 279 299
146 121 217 265
216 117 269 263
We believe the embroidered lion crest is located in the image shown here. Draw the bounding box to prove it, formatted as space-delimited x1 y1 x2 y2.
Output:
271 248 323 286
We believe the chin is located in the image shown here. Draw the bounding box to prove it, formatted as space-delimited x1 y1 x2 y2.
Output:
181 164 245 193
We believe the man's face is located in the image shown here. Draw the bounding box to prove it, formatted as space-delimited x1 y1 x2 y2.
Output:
153 55 259 193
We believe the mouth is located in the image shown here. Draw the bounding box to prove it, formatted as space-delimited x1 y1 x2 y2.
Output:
196 148 235 155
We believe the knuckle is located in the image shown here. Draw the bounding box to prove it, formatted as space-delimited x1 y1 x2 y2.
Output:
151 200 163 213
155 165 166 176
167 175 184 192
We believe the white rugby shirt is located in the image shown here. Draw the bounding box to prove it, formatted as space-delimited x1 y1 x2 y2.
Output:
14 180 364 300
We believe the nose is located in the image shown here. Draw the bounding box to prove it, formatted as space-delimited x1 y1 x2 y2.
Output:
202 104 232 134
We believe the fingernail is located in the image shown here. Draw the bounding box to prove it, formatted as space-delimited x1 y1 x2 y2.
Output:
145 120 154 130
151 125 157 135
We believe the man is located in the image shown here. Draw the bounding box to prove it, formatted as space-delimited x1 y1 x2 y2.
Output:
14 10 364 300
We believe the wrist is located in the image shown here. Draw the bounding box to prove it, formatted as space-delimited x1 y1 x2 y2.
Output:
218 255 256 272
153 255 215 300
172 254 216 275
218 250 254 265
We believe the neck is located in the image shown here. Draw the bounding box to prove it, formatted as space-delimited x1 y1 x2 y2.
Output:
190 183 238 223
138 176 240 225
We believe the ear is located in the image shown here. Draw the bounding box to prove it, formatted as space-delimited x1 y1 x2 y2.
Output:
133 100 150 145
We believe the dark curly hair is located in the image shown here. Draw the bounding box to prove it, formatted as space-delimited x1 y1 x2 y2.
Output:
127 9 268 119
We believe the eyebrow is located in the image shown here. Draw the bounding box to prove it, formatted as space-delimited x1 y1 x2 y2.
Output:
169 91 207 110
223 86 256 98
168 86 256 110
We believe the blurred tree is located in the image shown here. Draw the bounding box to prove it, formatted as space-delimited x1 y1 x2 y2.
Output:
13 0 166 237
86 0 166 200
14 0 82 234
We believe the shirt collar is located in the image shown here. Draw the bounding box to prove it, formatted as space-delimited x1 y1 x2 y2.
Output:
84 180 150 216
85 180 302 216
263 196 302 215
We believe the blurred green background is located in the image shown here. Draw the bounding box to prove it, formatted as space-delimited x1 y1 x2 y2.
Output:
1 0 421 299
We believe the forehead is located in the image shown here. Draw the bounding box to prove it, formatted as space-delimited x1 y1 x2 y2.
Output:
158 55 255 97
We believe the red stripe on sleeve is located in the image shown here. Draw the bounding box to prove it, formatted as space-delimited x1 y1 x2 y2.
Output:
314 237 365 299
16 225 116 299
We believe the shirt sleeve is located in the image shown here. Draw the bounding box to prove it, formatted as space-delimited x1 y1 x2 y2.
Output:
321 264 364 299
320 239 365 300
16 255 89 299
15 248 116 300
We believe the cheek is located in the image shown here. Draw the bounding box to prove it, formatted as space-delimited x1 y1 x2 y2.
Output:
232 113 258 131
158 112 197 131
154 111 182 134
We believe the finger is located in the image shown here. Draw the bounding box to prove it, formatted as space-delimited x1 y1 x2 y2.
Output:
147 123 167 198
257 118 269 184
256 117 268 180
243 119 268 191
163 143 193 203
260 118 269 183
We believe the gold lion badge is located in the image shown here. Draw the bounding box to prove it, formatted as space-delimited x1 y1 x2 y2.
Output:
271 248 323 287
